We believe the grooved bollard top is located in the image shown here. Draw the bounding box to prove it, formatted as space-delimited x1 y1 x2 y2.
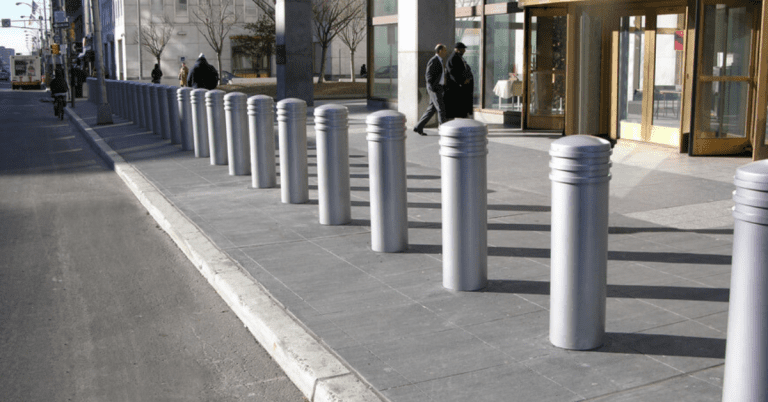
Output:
276 98 307 118
206 89 225 105
366 110 406 142
314 104 348 128
224 92 247 111
248 95 274 115
177 86 192 100
438 119 488 158
550 135 612 184
191 88 207 103
733 160 768 225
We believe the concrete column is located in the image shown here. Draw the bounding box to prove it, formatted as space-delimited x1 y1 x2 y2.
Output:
276 0 314 106
397 0 455 127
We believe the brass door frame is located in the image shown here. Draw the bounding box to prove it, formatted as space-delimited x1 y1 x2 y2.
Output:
525 7 568 131
691 0 758 155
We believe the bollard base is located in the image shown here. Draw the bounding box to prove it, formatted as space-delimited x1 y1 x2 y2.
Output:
96 103 113 125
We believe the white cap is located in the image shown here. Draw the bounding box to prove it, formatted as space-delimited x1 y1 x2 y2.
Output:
199 53 205 59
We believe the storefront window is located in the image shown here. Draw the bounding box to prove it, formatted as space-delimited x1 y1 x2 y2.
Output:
455 0 482 6
373 0 397 17
529 14 566 116
484 13 524 110
456 17 481 109
372 25 398 99
652 14 684 129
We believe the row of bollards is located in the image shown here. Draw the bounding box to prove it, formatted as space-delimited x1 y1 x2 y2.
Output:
97 80 763 402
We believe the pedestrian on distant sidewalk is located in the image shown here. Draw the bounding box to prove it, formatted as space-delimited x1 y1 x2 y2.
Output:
187 54 219 90
151 63 163 84
413 44 449 136
178 62 189 87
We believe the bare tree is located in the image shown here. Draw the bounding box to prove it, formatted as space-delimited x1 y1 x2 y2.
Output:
337 0 365 83
231 15 276 76
250 0 276 22
135 15 175 68
191 0 241 83
313 0 362 84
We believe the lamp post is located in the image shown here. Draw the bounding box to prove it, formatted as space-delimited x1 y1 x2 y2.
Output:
91 0 112 124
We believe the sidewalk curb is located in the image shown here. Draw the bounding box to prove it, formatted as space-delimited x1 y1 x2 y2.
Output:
66 107 387 402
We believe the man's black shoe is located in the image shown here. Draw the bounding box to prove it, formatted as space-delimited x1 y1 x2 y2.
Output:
413 128 426 136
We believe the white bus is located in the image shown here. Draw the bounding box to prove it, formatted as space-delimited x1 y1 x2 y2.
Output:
11 55 42 90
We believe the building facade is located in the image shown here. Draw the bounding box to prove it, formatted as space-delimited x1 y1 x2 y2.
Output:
369 0 768 159
0 47 16 72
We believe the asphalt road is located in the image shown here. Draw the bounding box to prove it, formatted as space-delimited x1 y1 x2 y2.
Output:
0 85 306 401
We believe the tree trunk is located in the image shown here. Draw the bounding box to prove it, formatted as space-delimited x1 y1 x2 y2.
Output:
217 53 223 85
317 43 329 85
156 55 161 68
349 49 355 83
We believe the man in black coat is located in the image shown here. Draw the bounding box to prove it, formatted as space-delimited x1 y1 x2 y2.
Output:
413 44 449 136
187 53 219 90
446 42 474 119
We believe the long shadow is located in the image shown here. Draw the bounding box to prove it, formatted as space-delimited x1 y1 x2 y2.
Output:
610 226 734 235
408 244 731 265
349 219 440 229
483 279 729 302
404 202 549 212
599 333 725 359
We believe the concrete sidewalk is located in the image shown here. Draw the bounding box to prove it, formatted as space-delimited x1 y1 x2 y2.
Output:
67 97 746 402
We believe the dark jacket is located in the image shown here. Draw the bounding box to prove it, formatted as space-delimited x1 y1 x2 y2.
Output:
445 51 474 118
151 66 163 84
187 57 219 90
50 74 69 94
425 54 445 93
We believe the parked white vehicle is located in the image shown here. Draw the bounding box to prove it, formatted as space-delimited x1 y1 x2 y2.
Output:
11 55 42 90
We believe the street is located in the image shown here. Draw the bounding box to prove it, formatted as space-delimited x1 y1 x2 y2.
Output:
0 85 306 401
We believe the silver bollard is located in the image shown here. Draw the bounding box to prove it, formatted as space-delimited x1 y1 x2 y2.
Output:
224 92 250 175
166 86 181 144
177 87 194 151
722 161 768 402
277 98 309 204
314 104 351 225
157 85 171 140
366 110 408 252
191 88 210 158
549 135 612 350
206 90 228 165
151 84 162 135
143 83 154 132
440 119 488 291
248 95 276 188
132 82 141 125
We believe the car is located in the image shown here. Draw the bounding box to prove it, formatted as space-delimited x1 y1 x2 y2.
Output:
374 65 397 78
0 70 9 81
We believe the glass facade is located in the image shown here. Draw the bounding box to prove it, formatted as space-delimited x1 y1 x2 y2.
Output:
373 0 397 17
372 25 398 99
456 17 481 109
529 15 567 116
484 13 523 110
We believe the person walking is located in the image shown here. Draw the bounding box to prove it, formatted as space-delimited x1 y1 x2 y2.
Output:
360 64 367 78
413 44 449 136
151 63 163 84
178 62 189 87
446 42 474 119
187 54 219 90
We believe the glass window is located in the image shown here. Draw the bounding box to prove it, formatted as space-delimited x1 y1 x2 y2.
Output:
484 13 524 110
176 0 187 15
703 5 751 77
529 14 566 116
152 0 163 16
372 25 397 99
699 81 749 138
652 14 684 128
373 0 397 17
456 16 481 110
455 0 482 6
617 16 645 136
245 0 258 17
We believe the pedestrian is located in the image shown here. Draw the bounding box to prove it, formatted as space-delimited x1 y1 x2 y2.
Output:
151 63 163 84
360 64 367 78
187 53 219 90
70 62 87 98
446 42 474 119
178 62 189 87
413 44 449 136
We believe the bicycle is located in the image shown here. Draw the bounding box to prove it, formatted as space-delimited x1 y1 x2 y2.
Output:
53 94 66 120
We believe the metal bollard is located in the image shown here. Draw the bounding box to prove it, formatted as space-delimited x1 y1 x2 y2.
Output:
549 135 612 350
135 82 146 128
132 82 141 125
206 90 228 165
224 92 250 175
143 83 154 132
276 98 308 204
177 87 194 150
722 161 768 402
247 95 276 188
314 104 351 225
150 84 162 136
439 119 488 291
191 88 210 157
166 86 181 144
157 85 171 140
366 110 408 252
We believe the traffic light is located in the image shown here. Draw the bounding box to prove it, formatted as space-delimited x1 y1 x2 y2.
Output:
51 43 59 55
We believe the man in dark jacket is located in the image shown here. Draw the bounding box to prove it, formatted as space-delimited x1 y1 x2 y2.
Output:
446 42 474 119
50 68 69 113
187 53 219 90
413 44 449 136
